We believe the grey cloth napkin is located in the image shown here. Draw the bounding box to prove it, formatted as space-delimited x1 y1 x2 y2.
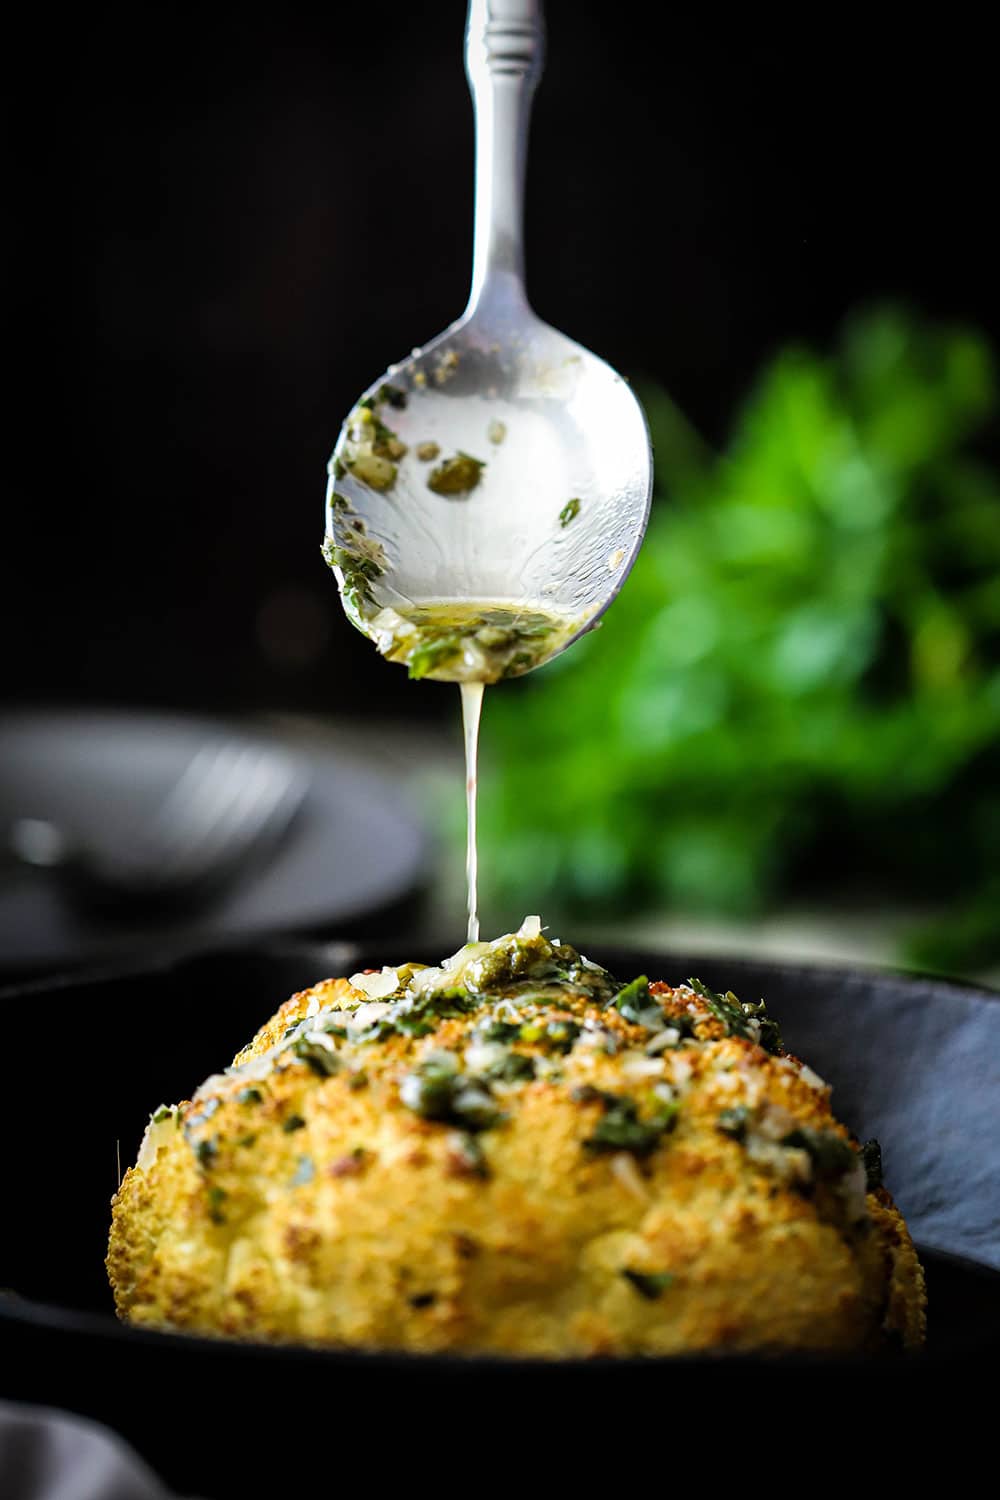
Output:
0 1402 201 1500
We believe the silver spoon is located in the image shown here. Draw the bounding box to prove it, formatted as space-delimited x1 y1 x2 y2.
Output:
323 0 653 676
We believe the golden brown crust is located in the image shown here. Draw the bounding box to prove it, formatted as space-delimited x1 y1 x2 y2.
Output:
107 973 926 1357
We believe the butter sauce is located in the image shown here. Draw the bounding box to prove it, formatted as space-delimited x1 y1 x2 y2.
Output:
327 592 578 939
461 682 484 943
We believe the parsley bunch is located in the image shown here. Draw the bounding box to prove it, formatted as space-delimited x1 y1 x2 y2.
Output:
472 307 1000 973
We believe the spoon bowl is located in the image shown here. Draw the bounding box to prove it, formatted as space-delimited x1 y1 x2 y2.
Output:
324 1 653 676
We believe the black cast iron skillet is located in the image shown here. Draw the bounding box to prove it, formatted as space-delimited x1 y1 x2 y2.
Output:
1 941 998 1491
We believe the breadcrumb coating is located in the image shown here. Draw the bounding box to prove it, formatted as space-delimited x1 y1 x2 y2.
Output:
107 925 925 1357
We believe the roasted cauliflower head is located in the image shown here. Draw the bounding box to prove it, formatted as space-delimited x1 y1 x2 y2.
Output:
108 919 925 1357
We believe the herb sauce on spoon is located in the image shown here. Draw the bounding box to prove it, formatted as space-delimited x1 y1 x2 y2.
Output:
322 0 652 940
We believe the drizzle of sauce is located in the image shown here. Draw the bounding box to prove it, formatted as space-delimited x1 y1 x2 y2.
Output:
324 453 586 933
461 681 484 942
347 597 577 939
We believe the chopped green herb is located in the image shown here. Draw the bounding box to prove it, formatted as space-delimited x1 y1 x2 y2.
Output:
320 535 387 620
348 1070 369 1091
716 1106 751 1140
379 383 408 409
282 1114 306 1134
558 497 581 527
370 414 406 460
476 1018 523 1045
407 634 465 680
399 1056 503 1131
398 1054 459 1120
449 1082 504 1130
292 1036 342 1077
237 1087 263 1106
739 1000 783 1055
622 1269 674 1300
781 1128 857 1178
518 1016 580 1052
427 452 485 496
195 1138 218 1169
861 1138 883 1191
151 1104 173 1124
484 1051 536 1083
687 977 746 1032
687 978 782 1054
207 1186 227 1224
409 1291 436 1308
608 975 663 1030
238 1134 257 1148
475 625 516 650
584 1095 677 1156
542 1018 581 1053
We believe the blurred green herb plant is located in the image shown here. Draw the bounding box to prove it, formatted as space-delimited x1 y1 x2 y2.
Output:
475 308 1000 972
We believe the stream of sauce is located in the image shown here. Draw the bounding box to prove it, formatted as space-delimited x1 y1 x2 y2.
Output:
460 681 484 942
322 570 581 935
363 599 578 940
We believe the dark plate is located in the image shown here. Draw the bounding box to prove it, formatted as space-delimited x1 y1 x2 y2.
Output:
1 942 998 1489
0 710 427 975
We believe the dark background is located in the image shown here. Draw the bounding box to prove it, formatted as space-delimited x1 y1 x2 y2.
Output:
4 4 996 721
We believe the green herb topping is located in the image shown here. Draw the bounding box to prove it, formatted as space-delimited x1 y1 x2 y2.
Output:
321 536 384 619
621 1269 674 1300
427 452 485 496
292 1036 342 1077
282 1114 306 1134
399 1053 503 1132
475 1018 523 1045
861 1138 883 1191
195 1138 218 1169
780 1128 857 1178
607 975 663 1030
687 978 783 1054
407 634 465 681
558 497 581 527
483 1051 536 1083
716 1105 751 1140
583 1093 678 1157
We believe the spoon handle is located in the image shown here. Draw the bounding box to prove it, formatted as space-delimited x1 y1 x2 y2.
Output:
465 0 545 314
